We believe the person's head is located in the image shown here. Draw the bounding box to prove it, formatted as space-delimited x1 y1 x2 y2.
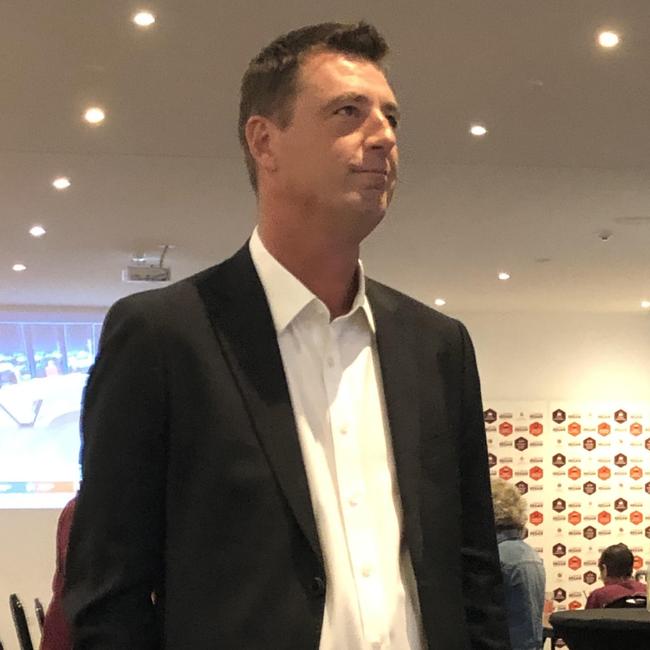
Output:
239 22 399 242
490 479 527 532
598 544 634 582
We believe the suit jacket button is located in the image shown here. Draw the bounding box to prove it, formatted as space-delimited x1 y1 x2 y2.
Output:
311 576 325 596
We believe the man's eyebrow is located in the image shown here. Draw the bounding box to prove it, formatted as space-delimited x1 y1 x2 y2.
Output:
322 92 401 119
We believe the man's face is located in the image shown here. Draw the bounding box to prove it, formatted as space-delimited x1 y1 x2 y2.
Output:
270 50 399 242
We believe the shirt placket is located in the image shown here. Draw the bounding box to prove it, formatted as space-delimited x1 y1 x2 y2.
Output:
323 319 388 649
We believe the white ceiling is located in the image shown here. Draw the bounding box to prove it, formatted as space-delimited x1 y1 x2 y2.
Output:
2 0 649 313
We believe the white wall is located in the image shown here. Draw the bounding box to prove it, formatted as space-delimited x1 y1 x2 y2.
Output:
1 509 59 649
459 311 650 403
0 310 648 648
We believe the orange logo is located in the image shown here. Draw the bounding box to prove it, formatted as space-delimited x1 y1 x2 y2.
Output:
598 466 611 480
529 466 543 481
529 421 543 436
568 422 582 436
634 556 644 570
598 511 611 525
630 511 643 525
568 466 581 480
630 423 643 436
529 511 543 526
568 511 582 525
569 600 582 610
630 466 643 480
598 422 611 436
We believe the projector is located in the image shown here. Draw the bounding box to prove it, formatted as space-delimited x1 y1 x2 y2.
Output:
122 265 171 283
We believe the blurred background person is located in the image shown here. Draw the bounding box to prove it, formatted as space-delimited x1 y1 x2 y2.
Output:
585 543 646 609
491 479 545 650
40 496 76 650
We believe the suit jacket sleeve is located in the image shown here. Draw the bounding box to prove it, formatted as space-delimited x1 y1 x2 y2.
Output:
457 321 511 649
63 297 166 649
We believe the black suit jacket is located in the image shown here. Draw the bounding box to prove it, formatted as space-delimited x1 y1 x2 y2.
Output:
64 244 510 649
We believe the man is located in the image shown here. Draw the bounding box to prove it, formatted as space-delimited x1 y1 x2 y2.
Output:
64 22 509 649
491 479 545 650
586 544 646 609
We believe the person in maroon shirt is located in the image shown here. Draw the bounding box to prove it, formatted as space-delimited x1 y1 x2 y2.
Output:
40 496 76 650
585 543 646 609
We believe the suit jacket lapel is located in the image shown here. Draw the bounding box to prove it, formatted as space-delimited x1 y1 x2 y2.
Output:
367 281 424 567
195 244 322 564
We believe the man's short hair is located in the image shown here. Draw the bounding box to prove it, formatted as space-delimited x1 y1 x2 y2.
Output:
490 479 527 531
238 21 389 192
599 543 634 578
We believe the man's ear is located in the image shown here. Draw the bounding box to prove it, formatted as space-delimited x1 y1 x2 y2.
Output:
245 116 279 175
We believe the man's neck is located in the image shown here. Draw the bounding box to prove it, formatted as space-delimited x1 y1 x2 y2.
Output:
604 576 632 586
257 219 361 320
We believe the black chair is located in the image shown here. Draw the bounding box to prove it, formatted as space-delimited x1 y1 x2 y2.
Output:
605 595 647 609
9 594 34 650
542 625 558 649
34 597 46 631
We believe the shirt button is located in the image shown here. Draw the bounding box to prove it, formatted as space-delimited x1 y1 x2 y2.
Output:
348 494 360 507
310 576 326 597
339 425 348 436
361 564 373 578
326 356 334 368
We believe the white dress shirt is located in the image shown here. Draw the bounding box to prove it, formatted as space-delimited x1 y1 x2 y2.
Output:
249 229 425 650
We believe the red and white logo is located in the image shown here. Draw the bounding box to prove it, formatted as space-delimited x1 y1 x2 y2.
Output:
499 422 513 436
499 466 513 481
568 556 582 571
568 511 582 526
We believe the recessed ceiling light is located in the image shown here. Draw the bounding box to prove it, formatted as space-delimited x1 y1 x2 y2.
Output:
470 124 487 137
498 271 511 281
12 263 27 272
641 300 650 309
133 11 156 27
52 176 71 190
598 31 620 48
29 225 46 238
83 107 105 124
434 298 446 307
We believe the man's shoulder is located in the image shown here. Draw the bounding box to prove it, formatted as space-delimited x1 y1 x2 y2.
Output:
366 277 463 333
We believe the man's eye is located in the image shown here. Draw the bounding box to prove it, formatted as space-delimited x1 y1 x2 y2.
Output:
386 115 399 129
336 105 359 117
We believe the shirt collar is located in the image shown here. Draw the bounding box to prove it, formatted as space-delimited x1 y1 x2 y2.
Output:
249 227 375 334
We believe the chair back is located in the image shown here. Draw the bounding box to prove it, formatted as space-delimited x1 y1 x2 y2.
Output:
604 594 647 609
34 597 45 631
9 594 34 650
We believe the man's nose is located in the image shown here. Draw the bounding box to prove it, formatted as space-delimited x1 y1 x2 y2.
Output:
366 110 397 151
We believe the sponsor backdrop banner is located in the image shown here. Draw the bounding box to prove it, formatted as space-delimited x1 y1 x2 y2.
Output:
485 401 650 612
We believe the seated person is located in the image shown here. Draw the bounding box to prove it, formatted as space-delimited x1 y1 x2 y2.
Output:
491 479 545 650
40 496 76 650
585 543 646 608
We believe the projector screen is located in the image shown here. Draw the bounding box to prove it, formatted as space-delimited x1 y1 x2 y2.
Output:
0 312 104 508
